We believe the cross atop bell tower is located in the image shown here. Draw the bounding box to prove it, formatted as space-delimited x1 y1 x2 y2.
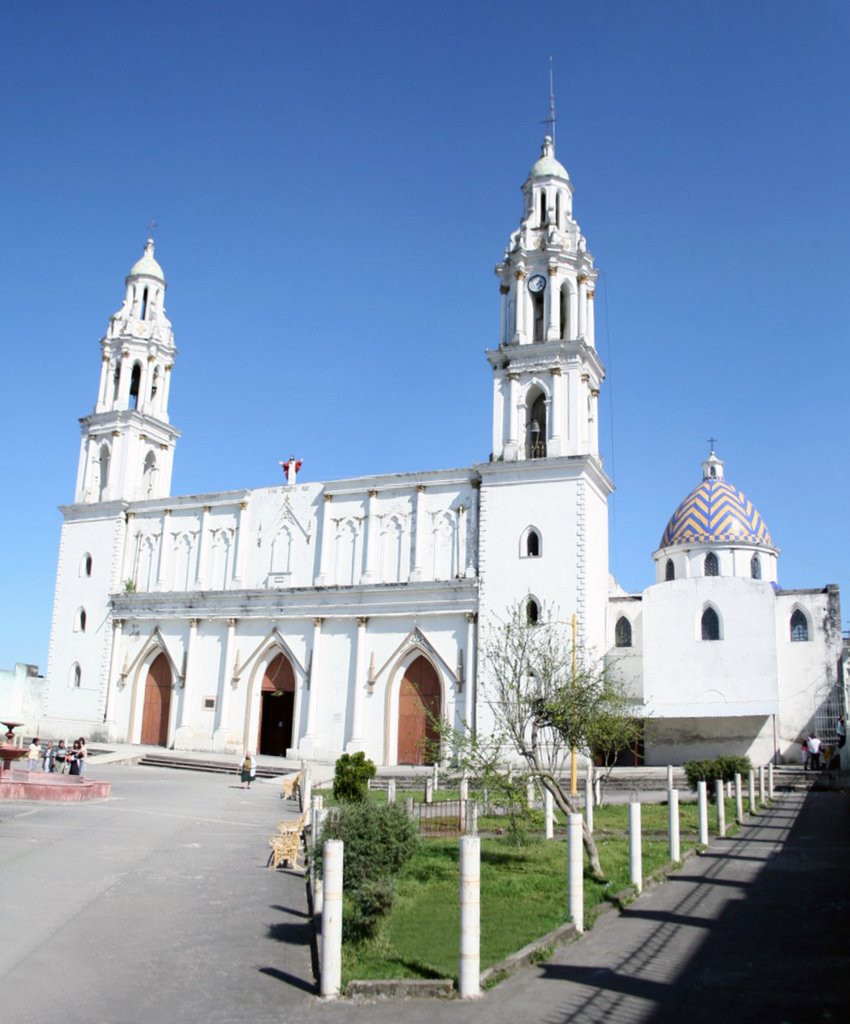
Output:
487 137 605 463
73 240 180 504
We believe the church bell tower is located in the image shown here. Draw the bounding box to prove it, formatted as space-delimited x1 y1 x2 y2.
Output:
74 240 180 504
488 136 604 463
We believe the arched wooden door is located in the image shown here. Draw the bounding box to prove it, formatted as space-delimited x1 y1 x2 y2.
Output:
258 653 295 757
141 653 172 746
397 656 441 765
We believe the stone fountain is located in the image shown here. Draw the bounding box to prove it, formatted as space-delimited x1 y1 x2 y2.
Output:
0 720 28 773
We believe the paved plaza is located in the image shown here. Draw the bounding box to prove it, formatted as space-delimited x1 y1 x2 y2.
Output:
2 762 848 1023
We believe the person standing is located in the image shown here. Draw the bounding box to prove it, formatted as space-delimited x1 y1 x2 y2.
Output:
837 715 846 750
54 740 69 773
801 737 810 770
77 737 87 776
808 732 822 771
42 741 55 773
239 751 257 789
27 738 41 772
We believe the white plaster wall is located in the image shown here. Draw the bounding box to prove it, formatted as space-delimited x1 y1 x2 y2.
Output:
646 715 775 766
605 597 644 700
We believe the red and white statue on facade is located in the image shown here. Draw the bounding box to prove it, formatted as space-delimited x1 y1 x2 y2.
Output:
280 455 303 485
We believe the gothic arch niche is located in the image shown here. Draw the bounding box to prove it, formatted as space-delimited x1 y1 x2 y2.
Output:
140 652 173 746
526 595 541 626
98 443 111 501
665 558 675 581
790 608 810 642
79 552 93 577
129 362 142 410
700 605 722 641
211 529 234 590
336 519 360 586
615 616 632 648
257 652 295 757
395 655 442 766
432 511 457 580
172 532 196 591
520 526 542 558
382 515 405 583
525 388 547 460
142 451 157 497
270 526 293 576
136 534 157 592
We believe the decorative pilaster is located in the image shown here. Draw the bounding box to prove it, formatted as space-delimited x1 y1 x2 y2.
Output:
499 284 509 345
213 618 237 750
102 618 124 730
299 617 323 757
513 270 527 343
504 374 519 461
360 489 379 583
409 486 426 581
232 501 248 584
545 263 560 340
195 506 211 587
577 276 587 339
156 509 171 589
346 617 368 753
175 618 199 746
316 494 334 585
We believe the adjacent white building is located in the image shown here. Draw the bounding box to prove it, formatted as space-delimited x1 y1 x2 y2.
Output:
40 136 844 767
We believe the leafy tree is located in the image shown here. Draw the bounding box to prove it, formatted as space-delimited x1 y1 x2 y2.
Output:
475 602 642 878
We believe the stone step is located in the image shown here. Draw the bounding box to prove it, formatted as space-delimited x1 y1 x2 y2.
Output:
139 753 292 779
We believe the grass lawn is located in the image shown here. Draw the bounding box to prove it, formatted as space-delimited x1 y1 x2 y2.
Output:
339 797 743 985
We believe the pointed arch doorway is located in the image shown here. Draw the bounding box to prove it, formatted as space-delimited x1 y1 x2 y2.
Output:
397 656 441 765
258 653 295 757
141 653 172 746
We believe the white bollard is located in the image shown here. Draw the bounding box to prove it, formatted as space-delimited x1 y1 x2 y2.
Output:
727 780 733 800
544 788 554 840
310 795 322 849
433 761 439 789
697 780 709 846
666 764 674 792
459 776 469 802
758 765 765 806
320 840 343 998
629 800 642 894
734 773 744 824
594 776 602 807
301 768 312 811
459 836 481 999
748 769 756 815
584 772 594 834
768 762 775 800
567 813 584 932
406 796 415 819
526 776 535 809
715 779 726 837
387 778 396 805
425 778 434 804
668 787 680 863
466 800 478 836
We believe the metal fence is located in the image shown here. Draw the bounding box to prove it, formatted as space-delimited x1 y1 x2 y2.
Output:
409 798 466 837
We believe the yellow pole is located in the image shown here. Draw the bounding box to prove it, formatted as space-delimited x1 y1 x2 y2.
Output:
570 613 578 795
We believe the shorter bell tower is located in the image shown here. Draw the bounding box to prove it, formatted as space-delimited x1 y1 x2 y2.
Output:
488 137 604 463
74 240 180 504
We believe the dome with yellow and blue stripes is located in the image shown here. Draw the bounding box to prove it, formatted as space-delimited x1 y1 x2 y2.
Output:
659 451 773 549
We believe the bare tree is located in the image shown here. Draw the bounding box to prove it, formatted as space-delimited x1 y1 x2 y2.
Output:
477 602 642 879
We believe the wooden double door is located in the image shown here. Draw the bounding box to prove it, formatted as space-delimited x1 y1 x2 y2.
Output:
397 656 441 765
141 653 172 746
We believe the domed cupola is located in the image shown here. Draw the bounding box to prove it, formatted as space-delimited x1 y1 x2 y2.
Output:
654 451 778 584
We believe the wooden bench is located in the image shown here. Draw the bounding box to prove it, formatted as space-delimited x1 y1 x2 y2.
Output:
267 812 308 870
281 771 301 802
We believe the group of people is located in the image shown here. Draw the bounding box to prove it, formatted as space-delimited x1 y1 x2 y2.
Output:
26 737 87 775
801 716 845 771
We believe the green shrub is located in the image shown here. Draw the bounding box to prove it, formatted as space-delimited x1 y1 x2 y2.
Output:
684 755 753 796
332 751 376 803
315 801 419 941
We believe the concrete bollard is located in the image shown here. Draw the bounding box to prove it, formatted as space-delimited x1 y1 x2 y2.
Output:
567 813 584 932
748 769 756 815
459 776 469 803
727 780 733 800
629 801 642 894
758 765 765 806
768 762 774 799
301 768 312 811
715 779 726 837
544 788 554 840
594 776 602 807
405 796 415 819
425 778 434 804
734 773 743 824
310 795 322 850
668 787 680 863
433 761 439 789
320 840 343 998
584 772 594 833
666 764 674 792
387 778 396 805
526 776 535 810
697 780 708 846
459 836 481 999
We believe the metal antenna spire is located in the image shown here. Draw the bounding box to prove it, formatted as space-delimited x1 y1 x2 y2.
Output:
539 56 557 149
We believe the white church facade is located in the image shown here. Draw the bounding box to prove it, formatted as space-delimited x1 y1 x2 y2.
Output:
41 137 844 768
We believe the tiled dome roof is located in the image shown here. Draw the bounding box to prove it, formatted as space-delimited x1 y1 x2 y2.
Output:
659 456 772 548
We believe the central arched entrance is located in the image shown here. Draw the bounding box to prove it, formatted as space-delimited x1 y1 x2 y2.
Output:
397 656 441 765
258 653 295 757
141 653 172 746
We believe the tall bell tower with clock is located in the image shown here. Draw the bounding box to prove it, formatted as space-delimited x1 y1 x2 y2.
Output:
488 135 604 463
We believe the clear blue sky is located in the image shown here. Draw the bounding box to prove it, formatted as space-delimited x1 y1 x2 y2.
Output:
2 0 849 671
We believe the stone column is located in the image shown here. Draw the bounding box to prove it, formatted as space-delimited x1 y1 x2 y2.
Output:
505 373 519 461
409 485 426 581
195 506 211 587
586 287 595 346
546 264 560 340
161 364 173 417
300 618 323 756
577 276 587 339
315 494 334 585
213 618 237 750
464 613 476 730
117 350 132 409
549 368 562 456
102 617 124 730
499 284 509 345
360 489 379 583
175 618 199 746
345 617 368 753
156 509 172 590
96 355 110 410
513 270 527 343
231 501 249 585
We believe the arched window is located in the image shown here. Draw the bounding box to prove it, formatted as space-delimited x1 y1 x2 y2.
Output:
526 391 547 459
80 553 93 577
555 192 561 228
143 451 157 497
665 558 675 581
70 663 82 688
524 528 541 558
526 597 540 626
141 286 149 320
539 190 546 225
531 290 545 342
150 365 160 403
615 616 632 648
74 608 87 633
560 281 572 340
701 607 720 641
790 610 809 642
704 552 719 577
112 360 121 402
751 554 762 580
129 362 142 410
